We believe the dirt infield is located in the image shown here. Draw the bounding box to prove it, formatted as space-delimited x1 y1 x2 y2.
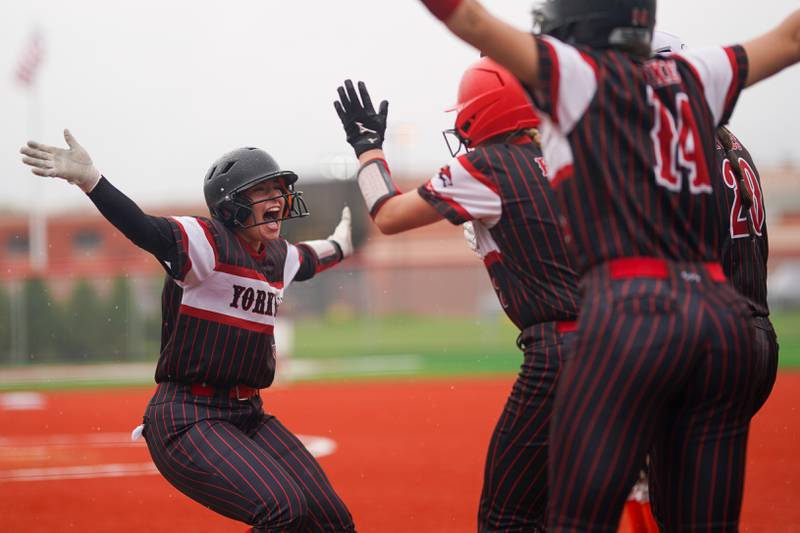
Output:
1 373 798 532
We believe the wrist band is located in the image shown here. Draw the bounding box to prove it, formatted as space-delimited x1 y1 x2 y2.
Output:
357 158 400 218
301 240 342 272
422 0 463 21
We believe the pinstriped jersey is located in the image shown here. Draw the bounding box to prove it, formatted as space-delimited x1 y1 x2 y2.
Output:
714 131 769 316
530 36 749 274
156 216 319 388
417 140 580 330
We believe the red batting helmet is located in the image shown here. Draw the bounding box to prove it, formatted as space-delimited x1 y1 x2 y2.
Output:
446 57 539 153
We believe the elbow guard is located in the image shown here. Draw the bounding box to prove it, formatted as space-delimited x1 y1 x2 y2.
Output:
357 158 400 219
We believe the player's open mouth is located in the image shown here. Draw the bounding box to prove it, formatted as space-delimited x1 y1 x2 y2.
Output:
263 206 282 230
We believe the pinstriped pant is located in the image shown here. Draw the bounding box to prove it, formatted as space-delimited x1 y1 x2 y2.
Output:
649 314 778 531
547 262 772 532
478 321 572 532
143 383 355 532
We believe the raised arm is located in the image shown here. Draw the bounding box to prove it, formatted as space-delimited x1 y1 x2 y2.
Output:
419 0 541 89
333 80 442 235
293 206 354 281
356 148 443 235
744 9 800 87
20 130 176 260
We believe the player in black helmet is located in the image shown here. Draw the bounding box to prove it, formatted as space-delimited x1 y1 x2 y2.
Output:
416 0 800 530
20 130 356 533
644 31 780 531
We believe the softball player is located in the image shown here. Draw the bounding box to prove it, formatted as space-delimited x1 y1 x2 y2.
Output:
644 34 781 529
333 58 580 531
20 132 356 532
416 0 800 530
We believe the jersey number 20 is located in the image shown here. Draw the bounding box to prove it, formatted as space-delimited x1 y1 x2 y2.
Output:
648 88 711 194
722 157 765 238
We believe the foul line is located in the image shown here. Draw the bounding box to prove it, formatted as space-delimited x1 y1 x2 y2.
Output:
0 434 336 483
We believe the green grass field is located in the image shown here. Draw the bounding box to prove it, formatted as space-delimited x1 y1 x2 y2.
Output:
768 310 800 367
293 310 800 375
292 314 520 375
2 311 798 391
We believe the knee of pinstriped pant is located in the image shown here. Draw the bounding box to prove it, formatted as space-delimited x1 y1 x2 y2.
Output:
308 502 355 532
324 503 356 532
251 491 308 532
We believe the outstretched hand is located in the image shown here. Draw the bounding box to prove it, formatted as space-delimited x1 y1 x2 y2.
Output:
20 129 100 193
328 206 353 259
334 80 389 157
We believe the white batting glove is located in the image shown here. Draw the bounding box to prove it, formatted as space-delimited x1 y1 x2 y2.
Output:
463 221 481 257
328 206 353 259
20 129 101 193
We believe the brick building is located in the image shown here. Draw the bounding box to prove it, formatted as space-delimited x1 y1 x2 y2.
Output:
1 169 799 316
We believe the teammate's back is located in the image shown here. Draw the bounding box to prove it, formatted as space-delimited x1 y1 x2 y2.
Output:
421 138 579 329
714 128 770 316
415 0 800 529
536 40 746 272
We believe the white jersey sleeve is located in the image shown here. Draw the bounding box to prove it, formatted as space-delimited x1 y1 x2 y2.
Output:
282 243 303 289
417 155 502 227
170 216 216 287
531 36 599 134
676 46 749 126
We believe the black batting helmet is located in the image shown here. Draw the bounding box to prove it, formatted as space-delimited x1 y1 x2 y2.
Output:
203 147 309 228
533 0 656 57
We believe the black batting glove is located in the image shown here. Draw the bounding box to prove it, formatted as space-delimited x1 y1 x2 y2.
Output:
334 80 389 157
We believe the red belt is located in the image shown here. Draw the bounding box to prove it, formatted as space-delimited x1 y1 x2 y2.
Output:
189 383 260 400
608 257 726 282
556 320 577 333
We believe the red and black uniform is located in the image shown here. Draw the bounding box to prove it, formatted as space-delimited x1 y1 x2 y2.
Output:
419 138 580 531
528 37 773 531
713 131 770 316
87 178 354 533
647 130 779 527
713 130 778 409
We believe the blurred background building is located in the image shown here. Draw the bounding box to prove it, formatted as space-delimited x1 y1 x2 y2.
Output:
1 167 799 366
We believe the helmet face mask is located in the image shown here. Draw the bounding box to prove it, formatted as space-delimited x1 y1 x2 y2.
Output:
219 183 310 229
442 128 469 157
203 147 310 229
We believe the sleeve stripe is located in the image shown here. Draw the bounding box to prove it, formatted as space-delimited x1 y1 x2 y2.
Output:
196 218 219 268
172 216 221 284
283 243 302 288
723 47 740 119
674 53 705 93
540 36 598 134
169 216 192 280
483 250 502 268
430 191 474 222
578 51 600 78
677 47 741 126
542 38 561 126
420 156 502 223
459 156 500 195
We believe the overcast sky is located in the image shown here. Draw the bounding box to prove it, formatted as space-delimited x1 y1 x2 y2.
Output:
1 0 799 213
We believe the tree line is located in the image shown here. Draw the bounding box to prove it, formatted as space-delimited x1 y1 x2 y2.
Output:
0 277 162 365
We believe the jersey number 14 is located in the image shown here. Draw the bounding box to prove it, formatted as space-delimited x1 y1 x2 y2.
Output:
648 88 711 195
